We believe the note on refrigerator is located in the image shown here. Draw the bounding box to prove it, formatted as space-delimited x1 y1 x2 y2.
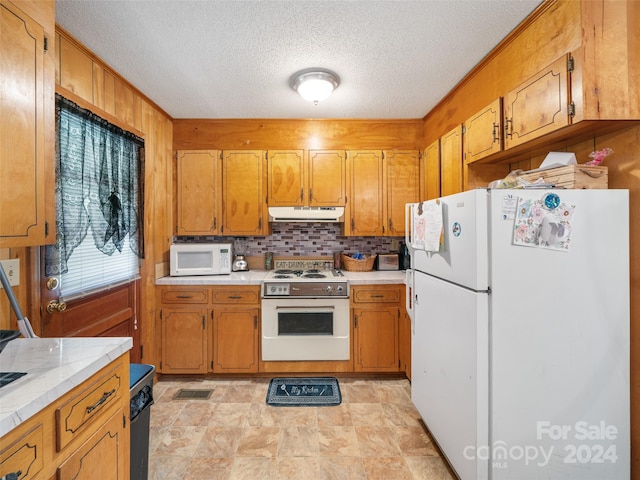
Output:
423 201 444 252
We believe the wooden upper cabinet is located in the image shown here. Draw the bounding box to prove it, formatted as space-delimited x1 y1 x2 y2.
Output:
0 1 52 247
504 55 571 150
175 150 221 235
384 150 419 236
221 150 268 236
347 150 384 236
267 150 305 206
440 125 463 197
307 150 347 206
421 140 440 201
463 98 502 164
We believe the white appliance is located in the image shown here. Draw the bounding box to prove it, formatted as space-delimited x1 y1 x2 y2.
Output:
261 266 349 361
405 189 629 480
169 243 232 276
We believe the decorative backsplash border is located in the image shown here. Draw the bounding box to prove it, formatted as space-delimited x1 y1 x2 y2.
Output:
173 223 404 256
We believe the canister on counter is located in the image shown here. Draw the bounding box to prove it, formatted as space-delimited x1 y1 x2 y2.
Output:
265 251 274 270
333 251 342 269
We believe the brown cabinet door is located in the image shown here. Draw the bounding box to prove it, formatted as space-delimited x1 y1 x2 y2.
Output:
222 150 267 235
353 306 399 372
347 150 384 236
504 55 570 149
160 308 208 374
211 307 259 373
463 98 503 164
176 150 220 235
308 150 346 206
421 140 440 201
440 125 463 197
56 410 128 480
384 150 419 236
0 1 49 247
267 150 305 206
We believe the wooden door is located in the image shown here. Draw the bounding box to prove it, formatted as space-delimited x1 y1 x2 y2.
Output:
160 308 208 374
353 306 399 372
0 1 49 247
307 150 346 206
267 150 305 206
211 307 259 373
463 98 503 163
221 150 267 235
176 150 220 235
440 126 463 197
384 150 419 237
422 140 440 201
504 55 570 149
347 150 384 236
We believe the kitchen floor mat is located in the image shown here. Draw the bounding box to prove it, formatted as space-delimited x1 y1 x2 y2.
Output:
266 377 341 407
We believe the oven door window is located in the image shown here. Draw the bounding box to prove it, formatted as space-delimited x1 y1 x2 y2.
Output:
277 310 333 336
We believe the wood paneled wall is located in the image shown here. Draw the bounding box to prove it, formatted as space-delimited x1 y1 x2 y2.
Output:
173 118 423 151
42 27 174 366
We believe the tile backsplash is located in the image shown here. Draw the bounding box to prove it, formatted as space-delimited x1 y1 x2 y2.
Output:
174 223 403 256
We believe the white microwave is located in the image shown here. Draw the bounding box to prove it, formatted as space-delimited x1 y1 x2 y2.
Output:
170 243 232 276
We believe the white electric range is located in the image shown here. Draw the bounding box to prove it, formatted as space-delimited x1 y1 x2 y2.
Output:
261 261 350 361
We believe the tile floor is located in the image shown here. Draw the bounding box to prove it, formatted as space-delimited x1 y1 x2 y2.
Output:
148 376 455 480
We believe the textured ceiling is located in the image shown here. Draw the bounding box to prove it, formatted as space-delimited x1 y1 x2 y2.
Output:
55 0 542 120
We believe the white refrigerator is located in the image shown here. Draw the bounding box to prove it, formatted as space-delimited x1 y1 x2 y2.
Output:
405 188 629 480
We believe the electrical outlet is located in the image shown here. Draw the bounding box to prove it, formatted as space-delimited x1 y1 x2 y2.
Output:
390 239 400 251
0 259 20 287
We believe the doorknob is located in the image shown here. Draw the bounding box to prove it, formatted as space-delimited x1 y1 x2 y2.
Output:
47 300 67 313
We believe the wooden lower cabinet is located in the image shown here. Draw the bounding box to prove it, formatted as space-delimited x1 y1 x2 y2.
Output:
157 285 260 374
0 355 129 480
56 410 127 479
212 307 259 373
160 307 208 374
351 285 401 373
157 283 410 376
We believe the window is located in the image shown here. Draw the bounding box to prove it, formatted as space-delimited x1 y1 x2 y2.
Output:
45 95 144 298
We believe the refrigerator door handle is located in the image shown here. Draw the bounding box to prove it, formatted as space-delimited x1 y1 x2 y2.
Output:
405 203 414 255
405 269 415 333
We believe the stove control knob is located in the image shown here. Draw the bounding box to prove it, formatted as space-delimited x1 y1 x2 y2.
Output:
325 285 333 293
336 285 344 293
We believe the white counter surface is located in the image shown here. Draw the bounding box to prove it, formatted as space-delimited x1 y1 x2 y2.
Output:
155 270 406 285
0 336 132 437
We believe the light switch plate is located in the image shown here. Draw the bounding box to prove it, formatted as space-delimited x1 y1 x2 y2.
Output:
0 259 20 287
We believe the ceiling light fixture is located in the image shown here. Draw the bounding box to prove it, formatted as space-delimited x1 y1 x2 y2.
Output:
290 68 340 105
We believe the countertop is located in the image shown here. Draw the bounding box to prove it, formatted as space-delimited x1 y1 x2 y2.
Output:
155 269 407 285
0 337 132 437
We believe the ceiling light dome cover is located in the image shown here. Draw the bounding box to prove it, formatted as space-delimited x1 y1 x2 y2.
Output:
291 69 340 103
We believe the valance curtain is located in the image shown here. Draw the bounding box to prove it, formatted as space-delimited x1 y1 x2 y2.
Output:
45 95 145 277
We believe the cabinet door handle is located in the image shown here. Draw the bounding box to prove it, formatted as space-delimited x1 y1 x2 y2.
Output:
492 122 499 143
86 389 116 414
504 117 513 139
176 295 193 299
371 295 384 298
227 295 242 299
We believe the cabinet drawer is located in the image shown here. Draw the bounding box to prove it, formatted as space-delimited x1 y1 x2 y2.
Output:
212 286 260 304
56 363 126 451
0 424 44 480
161 287 209 304
351 286 401 304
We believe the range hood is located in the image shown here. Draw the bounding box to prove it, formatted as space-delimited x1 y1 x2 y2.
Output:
268 206 344 223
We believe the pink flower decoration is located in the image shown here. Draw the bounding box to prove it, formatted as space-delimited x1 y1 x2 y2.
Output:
585 147 613 165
